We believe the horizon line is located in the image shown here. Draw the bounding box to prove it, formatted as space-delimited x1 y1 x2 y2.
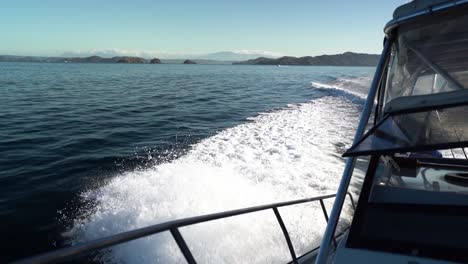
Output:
0 50 381 61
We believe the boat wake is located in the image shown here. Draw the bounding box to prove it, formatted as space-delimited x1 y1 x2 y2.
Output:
311 76 371 101
67 77 370 263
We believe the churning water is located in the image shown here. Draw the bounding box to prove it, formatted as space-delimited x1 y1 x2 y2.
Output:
0 62 373 263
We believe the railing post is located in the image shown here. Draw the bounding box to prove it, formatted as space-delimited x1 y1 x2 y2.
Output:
319 199 336 248
347 192 356 210
272 208 298 264
315 38 393 264
170 228 197 264
318 199 329 222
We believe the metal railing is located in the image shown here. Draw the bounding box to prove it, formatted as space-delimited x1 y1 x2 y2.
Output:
14 193 355 264
315 37 392 264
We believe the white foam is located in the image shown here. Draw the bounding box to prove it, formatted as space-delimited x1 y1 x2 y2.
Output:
68 96 362 263
311 76 372 100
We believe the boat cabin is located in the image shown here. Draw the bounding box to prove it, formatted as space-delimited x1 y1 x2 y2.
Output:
316 1 468 263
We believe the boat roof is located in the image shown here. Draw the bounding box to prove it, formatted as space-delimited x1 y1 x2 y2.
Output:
385 0 468 34
393 0 452 19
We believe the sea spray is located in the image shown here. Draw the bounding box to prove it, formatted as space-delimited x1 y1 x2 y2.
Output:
69 93 366 263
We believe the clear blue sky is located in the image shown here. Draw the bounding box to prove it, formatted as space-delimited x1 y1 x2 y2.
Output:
1 0 406 57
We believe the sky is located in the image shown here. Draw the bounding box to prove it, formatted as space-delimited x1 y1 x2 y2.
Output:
0 0 407 58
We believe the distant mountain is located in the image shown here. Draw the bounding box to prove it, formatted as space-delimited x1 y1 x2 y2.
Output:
197 51 278 61
0 55 60 63
64 56 146 63
63 56 116 63
0 55 233 65
0 55 147 63
0 52 379 66
234 52 380 66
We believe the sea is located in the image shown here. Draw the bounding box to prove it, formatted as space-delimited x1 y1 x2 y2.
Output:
0 62 374 263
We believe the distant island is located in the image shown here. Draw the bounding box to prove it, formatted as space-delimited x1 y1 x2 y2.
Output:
0 55 233 65
0 55 149 64
116 57 146 64
234 52 379 66
0 52 380 66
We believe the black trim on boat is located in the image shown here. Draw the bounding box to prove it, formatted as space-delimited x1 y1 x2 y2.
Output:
344 141 468 157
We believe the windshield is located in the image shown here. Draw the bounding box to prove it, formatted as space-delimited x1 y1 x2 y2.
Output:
383 12 468 113
344 12 468 157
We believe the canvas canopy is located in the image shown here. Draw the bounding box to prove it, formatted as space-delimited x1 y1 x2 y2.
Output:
344 10 468 157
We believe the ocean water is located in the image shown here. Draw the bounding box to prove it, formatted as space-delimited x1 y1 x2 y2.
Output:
0 62 374 263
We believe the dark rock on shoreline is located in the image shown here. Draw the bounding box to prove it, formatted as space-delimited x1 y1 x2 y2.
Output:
183 59 197 64
150 58 161 64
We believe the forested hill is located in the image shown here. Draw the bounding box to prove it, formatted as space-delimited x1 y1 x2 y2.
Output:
234 52 379 66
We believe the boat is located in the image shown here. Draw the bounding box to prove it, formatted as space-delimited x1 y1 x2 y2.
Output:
12 0 468 263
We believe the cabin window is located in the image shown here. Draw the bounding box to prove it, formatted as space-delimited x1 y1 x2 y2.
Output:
344 13 468 157
384 13 468 109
